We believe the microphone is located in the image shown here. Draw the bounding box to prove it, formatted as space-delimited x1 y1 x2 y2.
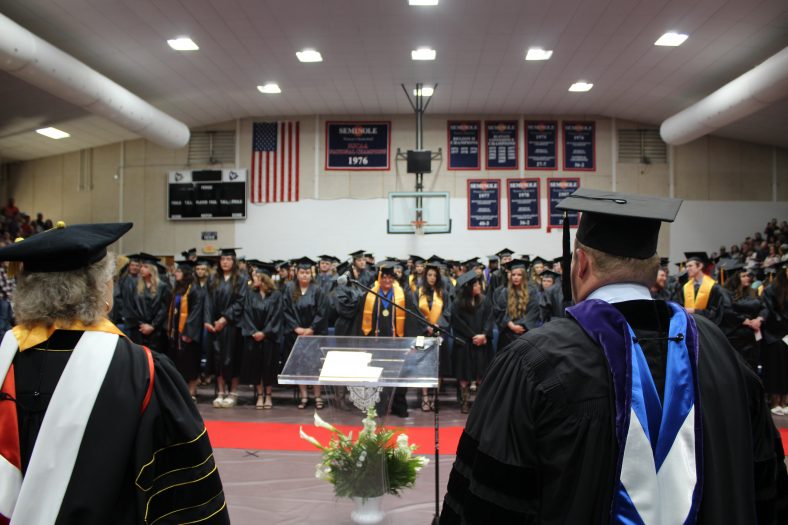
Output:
337 272 350 286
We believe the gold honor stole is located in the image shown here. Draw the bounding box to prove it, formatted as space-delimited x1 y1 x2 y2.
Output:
0 321 126 524
418 289 444 325
362 283 406 336
167 285 191 336
683 275 716 310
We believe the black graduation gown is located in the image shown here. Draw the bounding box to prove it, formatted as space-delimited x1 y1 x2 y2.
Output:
448 296 494 382
118 272 138 326
760 284 788 394
124 281 171 354
12 330 229 524
334 283 365 336
488 269 507 296
204 274 247 382
168 283 206 381
441 300 785 524
240 288 282 385
720 289 767 370
281 284 327 365
316 273 338 327
412 287 452 377
492 284 541 351
674 280 725 326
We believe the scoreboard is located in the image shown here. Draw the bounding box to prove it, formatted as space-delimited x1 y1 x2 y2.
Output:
168 169 247 220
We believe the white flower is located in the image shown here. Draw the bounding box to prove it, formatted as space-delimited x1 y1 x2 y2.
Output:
396 433 409 450
313 411 338 433
361 415 377 435
415 455 430 471
315 464 331 480
299 426 324 450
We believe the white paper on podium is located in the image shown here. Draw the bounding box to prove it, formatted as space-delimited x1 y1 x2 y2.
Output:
318 350 383 382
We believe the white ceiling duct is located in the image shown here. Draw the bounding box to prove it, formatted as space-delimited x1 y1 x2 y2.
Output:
660 46 788 145
0 12 189 149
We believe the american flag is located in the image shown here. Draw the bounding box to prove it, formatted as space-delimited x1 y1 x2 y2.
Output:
251 121 300 203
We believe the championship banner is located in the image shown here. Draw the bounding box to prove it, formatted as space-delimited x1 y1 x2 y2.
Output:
447 120 480 170
485 120 518 170
467 179 500 230
563 121 595 171
525 121 557 170
548 177 580 229
325 121 391 170
507 178 540 229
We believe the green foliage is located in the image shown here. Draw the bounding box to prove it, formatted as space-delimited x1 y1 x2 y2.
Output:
300 407 429 499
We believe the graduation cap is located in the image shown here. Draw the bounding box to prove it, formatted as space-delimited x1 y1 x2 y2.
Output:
318 254 339 263
428 255 446 265
180 248 197 258
462 257 483 269
126 252 142 262
0 222 132 273
175 260 196 270
349 250 365 260
219 247 241 257
336 260 351 276
503 258 530 271
557 188 682 301
138 252 162 265
273 260 289 270
684 252 710 266
540 269 561 280
659 257 670 268
292 256 316 269
249 260 276 276
456 269 480 289
195 257 215 267
377 260 397 276
487 255 499 262
364 252 375 259
496 248 514 257
410 254 425 265
530 256 549 267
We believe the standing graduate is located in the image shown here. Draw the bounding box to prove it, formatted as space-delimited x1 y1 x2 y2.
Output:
492 259 541 351
123 253 171 354
166 260 206 400
412 261 452 412
674 251 725 326
240 262 282 410
0 223 228 524
282 257 327 409
487 248 513 294
441 189 786 524
720 261 765 370
204 248 247 408
352 261 418 417
761 260 788 415
449 270 494 414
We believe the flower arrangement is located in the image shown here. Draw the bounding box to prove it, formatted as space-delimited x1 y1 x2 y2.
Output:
300 407 429 499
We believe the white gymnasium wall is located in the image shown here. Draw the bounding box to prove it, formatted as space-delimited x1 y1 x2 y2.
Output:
235 197 576 262
668 201 788 263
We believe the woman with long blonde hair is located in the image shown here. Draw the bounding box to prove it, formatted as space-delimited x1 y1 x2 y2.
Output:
493 259 541 351
125 253 171 354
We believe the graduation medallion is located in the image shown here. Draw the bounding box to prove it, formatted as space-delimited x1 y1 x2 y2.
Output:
382 309 390 317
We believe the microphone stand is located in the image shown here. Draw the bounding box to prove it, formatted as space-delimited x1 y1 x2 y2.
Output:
342 274 455 524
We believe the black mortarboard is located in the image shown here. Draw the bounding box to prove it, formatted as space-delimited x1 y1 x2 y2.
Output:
496 248 514 257
364 252 375 259
487 255 499 262
318 254 338 263
349 250 365 260
556 189 682 301
196 256 216 267
503 259 530 271
540 269 561 280
462 257 482 269
274 260 289 270
336 261 351 276
428 255 446 265
220 247 240 257
684 252 709 265
180 248 197 258
0 222 132 272
411 255 425 264
137 252 161 265
552 256 563 265
176 260 196 270
127 253 142 262
660 257 670 267
456 269 480 289
249 260 276 276
558 189 681 259
530 256 549 266
293 256 316 269
377 261 397 276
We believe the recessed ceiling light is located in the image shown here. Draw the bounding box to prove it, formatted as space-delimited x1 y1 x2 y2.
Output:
409 0 439 5
525 48 553 61
411 47 436 61
568 82 593 92
654 32 688 47
413 86 434 97
36 127 70 139
296 49 323 62
167 37 199 51
257 83 282 94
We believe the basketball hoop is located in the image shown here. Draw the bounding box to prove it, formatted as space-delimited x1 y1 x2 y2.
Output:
411 219 426 236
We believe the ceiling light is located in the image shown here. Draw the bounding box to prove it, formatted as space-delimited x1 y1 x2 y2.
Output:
654 32 688 47
167 37 199 51
413 86 434 97
525 48 553 61
409 0 439 5
568 82 593 92
411 47 436 61
257 83 281 94
36 127 70 139
296 49 323 62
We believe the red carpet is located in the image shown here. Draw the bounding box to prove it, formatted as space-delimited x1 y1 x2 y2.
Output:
205 420 463 455
780 428 788 452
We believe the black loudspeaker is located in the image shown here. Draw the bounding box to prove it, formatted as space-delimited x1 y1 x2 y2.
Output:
407 150 431 173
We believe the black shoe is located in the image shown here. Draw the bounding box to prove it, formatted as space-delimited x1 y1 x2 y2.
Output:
391 406 409 418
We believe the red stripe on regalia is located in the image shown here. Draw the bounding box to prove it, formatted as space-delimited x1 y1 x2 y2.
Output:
140 347 155 414
0 364 21 471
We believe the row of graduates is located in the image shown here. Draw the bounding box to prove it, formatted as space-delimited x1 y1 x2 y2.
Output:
111 248 559 412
